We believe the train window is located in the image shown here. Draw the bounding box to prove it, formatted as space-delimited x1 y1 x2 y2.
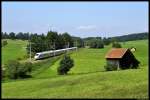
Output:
35 54 39 56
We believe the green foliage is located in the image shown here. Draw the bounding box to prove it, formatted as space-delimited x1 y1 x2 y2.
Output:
2 40 8 47
17 62 32 78
112 42 122 48
9 32 16 40
47 31 60 49
61 32 74 48
26 31 74 55
5 60 20 79
110 32 148 42
5 60 32 79
72 36 84 48
89 38 104 48
57 55 74 75
103 37 111 45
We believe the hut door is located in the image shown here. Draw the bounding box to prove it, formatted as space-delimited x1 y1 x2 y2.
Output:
117 61 120 70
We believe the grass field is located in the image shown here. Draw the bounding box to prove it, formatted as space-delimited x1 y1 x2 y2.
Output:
2 39 148 99
2 39 28 65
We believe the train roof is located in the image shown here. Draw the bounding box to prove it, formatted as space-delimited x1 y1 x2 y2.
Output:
36 47 77 54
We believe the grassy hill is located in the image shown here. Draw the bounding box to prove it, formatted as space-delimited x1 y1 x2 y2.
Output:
2 39 148 99
2 39 28 65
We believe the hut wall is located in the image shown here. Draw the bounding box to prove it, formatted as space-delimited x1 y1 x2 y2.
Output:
119 50 135 69
107 59 120 69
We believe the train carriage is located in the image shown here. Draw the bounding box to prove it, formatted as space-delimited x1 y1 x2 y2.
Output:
34 47 77 60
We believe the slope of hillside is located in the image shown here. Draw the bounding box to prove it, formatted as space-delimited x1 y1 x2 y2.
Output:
2 40 148 99
2 39 28 65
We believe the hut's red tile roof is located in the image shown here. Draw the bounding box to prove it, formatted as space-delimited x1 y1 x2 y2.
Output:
105 48 128 58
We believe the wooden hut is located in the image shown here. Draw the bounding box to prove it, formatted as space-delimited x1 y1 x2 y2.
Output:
105 48 140 70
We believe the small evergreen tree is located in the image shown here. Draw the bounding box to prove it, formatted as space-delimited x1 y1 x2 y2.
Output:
57 55 74 75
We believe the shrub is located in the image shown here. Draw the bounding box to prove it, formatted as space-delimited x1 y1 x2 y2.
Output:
57 55 74 75
17 62 32 78
5 60 32 79
5 60 20 79
2 40 8 47
23 54 28 59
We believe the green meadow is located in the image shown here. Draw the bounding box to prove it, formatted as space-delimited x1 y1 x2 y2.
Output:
2 39 28 65
2 39 148 99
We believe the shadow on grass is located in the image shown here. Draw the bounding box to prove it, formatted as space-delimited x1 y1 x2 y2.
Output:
20 75 32 78
68 70 106 76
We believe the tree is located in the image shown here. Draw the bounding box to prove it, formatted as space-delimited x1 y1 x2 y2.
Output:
61 32 74 48
26 33 47 55
89 39 97 48
5 60 32 79
16 32 24 40
112 42 122 48
46 31 60 50
2 32 9 39
9 32 16 40
72 36 84 48
57 55 74 75
96 39 104 48
103 37 111 45
89 38 104 48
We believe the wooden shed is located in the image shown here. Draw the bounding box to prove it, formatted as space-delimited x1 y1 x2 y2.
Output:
105 48 140 70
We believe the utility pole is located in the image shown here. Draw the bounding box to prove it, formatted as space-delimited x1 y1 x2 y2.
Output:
29 33 31 62
53 42 55 56
68 42 70 48
30 41 31 62
67 42 69 53
76 40 78 51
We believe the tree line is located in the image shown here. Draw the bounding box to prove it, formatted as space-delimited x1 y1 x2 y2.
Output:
2 31 148 54
107 32 148 42
2 32 30 40
26 31 85 56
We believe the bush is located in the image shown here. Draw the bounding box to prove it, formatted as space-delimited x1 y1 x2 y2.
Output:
17 62 32 78
5 60 32 79
2 40 8 47
104 64 118 71
23 54 29 59
57 55 74 75
5 60 20 79
112 42 122 48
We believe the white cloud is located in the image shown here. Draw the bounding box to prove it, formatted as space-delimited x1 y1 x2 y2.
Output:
77 25 97 30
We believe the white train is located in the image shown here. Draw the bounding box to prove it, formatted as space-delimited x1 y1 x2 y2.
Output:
34 47 77 60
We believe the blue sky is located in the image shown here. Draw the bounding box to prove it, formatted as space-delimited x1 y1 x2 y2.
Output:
2 2 148 38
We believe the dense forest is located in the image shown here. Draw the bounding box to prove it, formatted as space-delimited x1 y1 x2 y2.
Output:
108 32 148 42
